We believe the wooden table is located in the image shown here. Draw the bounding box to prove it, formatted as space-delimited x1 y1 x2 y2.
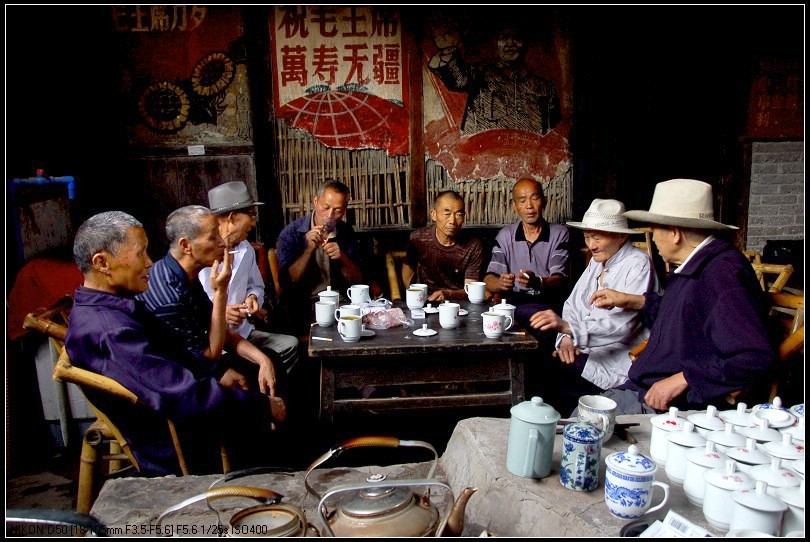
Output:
308 300 538 421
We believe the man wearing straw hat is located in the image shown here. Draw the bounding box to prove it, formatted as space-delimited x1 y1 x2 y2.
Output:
590 179 775 414
528 199 660 414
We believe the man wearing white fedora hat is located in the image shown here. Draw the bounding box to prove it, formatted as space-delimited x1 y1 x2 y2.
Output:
527 199 660 414
590 179 775 414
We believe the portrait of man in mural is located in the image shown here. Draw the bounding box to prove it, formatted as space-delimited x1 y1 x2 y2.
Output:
428 21 560 136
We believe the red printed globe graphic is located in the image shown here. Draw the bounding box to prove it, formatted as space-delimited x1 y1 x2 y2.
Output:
278 90 409 156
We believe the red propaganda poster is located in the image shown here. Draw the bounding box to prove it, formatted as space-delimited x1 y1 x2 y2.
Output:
270 6 409 156
422 8 572 218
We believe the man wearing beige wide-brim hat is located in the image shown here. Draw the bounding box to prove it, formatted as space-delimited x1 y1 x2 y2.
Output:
527 199 660 414
589 179 774 415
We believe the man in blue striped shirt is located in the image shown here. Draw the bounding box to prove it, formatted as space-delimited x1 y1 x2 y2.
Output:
137 205 285 423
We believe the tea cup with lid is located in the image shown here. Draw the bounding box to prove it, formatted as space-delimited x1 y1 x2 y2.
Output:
775 479 805 536
318 286 340 305
781 416 805 444
763 431 804 462
649 406 685 466
664 421 706 486
702 459 755 531
683 440 727 506
560 422 604 492
738 417 782 444
491 299 516 322
728 480 787 536
604 444 669 519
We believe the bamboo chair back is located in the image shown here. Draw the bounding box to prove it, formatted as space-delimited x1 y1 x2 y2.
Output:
22 294 73 341
385 250 407 302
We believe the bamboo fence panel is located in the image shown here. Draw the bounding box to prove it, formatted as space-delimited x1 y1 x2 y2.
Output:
424 158 573 226
274 120 412 230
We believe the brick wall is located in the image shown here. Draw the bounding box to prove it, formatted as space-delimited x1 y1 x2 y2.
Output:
746 141 804 253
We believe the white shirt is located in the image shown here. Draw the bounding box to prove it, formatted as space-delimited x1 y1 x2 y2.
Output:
556 241 660 390
199 239 265 339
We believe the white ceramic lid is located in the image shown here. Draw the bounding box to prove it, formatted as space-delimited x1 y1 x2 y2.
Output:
413 324 437 337
423 304 439 314
510 396 560 425
668 421 707 447
688 405 725 432
738 418 783 443
686 440 727 468
318 286 339 297
790 403 804 418
704 459 754 490
732 480 787 512
749 456 801 489
775 479 805 508
494 299 516 310
753 407 796 429
706 422 747 448
791 458 805 477
781 417 805 443
651 406 685 431
720 402 752 427
763 432 805 460
726 438 771 466
605 444 657 476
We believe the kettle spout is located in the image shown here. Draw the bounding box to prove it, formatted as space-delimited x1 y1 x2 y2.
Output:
443 487 478 537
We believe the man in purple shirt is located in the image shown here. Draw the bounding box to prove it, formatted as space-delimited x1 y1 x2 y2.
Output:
65 211 276 474
590 179 775 414
484 177 570 321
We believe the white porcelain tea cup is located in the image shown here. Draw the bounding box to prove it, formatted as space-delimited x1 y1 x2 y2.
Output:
337 315 362 343
409 283 428 293
405 287 426 310
482 311 512 338
728 480 787 536
577 395 617 442
334 304 361 320
703 459 755 531
318 286 340 305
649 406 685 466
464 281 486 303
664 421 706 486
315 301 336 327
438 302 460 329
683 440 727 506
492 299 516 322
346 284 371 304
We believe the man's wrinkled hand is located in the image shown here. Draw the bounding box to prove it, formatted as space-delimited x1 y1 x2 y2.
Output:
219 368 249 391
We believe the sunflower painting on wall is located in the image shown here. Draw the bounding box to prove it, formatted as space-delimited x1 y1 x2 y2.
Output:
114 6 252 145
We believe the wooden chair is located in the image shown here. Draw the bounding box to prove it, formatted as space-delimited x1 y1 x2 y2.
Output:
631 227 655 262
751 262 794 293
385 250 407 302
267 247 282 298
53 348 230 514
22 294 73 342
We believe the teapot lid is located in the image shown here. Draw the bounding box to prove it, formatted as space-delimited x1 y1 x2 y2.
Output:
340 475 414 517
563 422 604 444
732 480 787 513
605 444 657 475
510 397 560 425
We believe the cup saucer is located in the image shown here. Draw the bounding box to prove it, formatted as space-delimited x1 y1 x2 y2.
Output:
360 329 376 337
413 326 437 337
458 309 469 316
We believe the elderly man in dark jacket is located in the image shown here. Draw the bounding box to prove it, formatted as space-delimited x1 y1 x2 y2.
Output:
589 179 775 414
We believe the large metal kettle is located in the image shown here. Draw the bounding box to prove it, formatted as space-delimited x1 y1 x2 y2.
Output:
304 436 477 537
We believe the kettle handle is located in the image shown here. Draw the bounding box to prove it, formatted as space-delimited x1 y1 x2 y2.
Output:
315 478 453 538
304 436 438 500
156 486 283 529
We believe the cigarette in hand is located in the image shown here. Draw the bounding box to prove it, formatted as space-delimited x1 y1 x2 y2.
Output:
229 250 239 254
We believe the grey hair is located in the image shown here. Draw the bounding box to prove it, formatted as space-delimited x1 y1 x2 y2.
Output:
316 179 350 198
73 211 143 274
165 205 213 245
